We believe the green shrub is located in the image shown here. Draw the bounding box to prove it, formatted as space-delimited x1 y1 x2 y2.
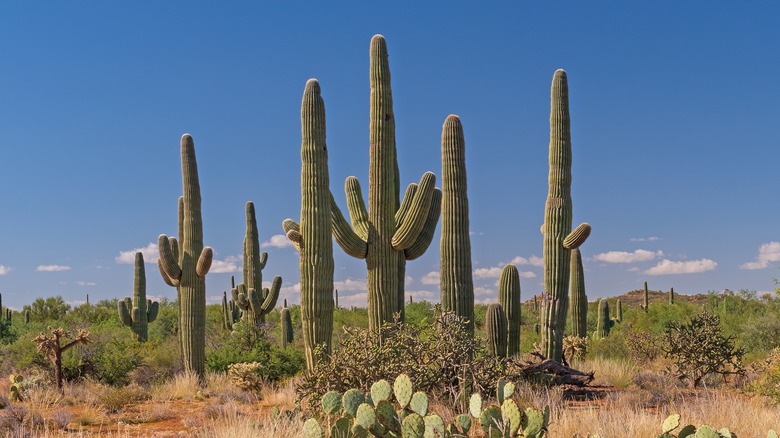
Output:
205 321 304 381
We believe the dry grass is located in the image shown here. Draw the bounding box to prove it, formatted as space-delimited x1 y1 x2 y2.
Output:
150 370 202 401
551 388 779 437
582 357 640 388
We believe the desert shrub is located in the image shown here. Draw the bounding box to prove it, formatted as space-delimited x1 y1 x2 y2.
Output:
96 384 150 413
129 337 182 387
61 329 144 385
663 312 745 388
587 330 628 360
745 348 780 403
625 329 663 364
739 311 780 356
228 362 265 393
298 309 505 406
206 321 304 380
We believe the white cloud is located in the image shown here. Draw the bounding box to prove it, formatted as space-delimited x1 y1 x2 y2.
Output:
473 267 502 279
740 242 780 270
508 256 543 267
261 234 293 249
76 281 96 286
210 256 241 274
630 236 660 242
405 276 414 286
334 278 368 291
116 243 159 264
593 249 663 264
36 264 71 272
519 271 536 279
645 259 717 275
0 265 11 276
421 271 440 285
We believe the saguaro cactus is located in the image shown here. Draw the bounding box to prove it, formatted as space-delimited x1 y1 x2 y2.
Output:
283 79 335 369
616 299 623 323
118 252 159 342
669 287 675 305
595 299 613 338
281 303 294 348
569 248 587 339
485 303 507 358
498 264 521 356
540 69 591 362
642 281 650 312
330 35 442 332
439 114 475 333
158 134 214 378
236 202 281 326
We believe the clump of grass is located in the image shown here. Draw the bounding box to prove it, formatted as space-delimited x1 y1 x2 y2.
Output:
152 371 201 402
96 384 150 414
584 357 639 388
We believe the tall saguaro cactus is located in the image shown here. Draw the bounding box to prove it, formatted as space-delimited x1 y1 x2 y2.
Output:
540 69 592 363
642 281 650 312
158 134 214 378
440 114 475 332
498 264 521 356
330 35 441 332
669 287 675 305
235 202 281 326
283 79 335 369
118 252 159 342
569 248 588 339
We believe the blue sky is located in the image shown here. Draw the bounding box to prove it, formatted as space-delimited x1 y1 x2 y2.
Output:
0 3 778 309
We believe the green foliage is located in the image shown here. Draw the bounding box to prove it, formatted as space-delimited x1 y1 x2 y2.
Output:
23 296 70 322
656 413 771 438
205 321 304 381
745 348 780 403
663 312 745 388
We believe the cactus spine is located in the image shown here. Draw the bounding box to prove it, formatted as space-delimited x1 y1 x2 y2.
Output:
485 303 507 358
616 299 623 322
158 134 213 378
118 252 159 342
595 298 612 338
330 35 441 332
440 114 475 333
669 287 675 305
540 69 591 362
498 265 521 356
281 303 293 348
283 79 335 369
643 281 649 312
569 248 587 339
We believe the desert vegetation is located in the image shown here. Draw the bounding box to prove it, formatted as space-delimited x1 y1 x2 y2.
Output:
1 34 779 437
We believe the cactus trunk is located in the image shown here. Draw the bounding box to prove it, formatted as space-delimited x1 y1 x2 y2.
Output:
284 79 335 369
281 304 293 348
485 303 507 358
330 35 441 333
540 70 591 362
669 287 675 305
596 298 611 338
439 115 475 333
643 281 649 312
158 134 213 378
498 265 521 356
569 248 587 338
